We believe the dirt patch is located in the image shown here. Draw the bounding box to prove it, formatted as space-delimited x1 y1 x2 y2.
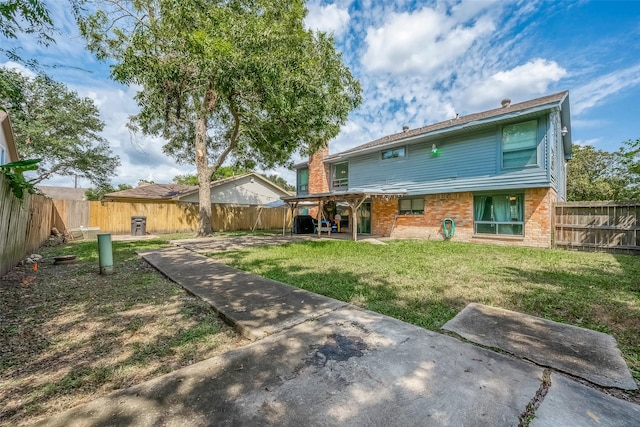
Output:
0 247 248 426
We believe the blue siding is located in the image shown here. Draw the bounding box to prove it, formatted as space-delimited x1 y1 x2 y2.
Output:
346 118 553 195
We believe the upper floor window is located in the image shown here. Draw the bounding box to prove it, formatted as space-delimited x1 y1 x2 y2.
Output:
0 147 5 165
332 162 349 189
399 197 424 215
502 120 538 168
297 168 309 195
382 147 405 160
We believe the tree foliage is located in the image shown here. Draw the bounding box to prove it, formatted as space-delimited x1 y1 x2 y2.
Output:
173 166 249 186
0 68 120 186
173 167 294 191
0 158 41 199
0 0 54 44
263 173 294 192
78 0 361 235
567 144 640 201
85 183 132 201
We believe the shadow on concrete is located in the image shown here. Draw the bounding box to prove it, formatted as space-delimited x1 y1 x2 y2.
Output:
35 307 545 427
443 303 637 390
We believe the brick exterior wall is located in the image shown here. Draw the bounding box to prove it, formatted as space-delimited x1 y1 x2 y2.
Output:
308 146 329 194
371 188 556 248
306 146 329 218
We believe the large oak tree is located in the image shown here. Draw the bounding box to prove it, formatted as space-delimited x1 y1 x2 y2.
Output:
0 68 120 186
78 0 361 236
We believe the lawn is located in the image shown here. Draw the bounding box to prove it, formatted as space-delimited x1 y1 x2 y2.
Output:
212 239 640 385
0 235 247 427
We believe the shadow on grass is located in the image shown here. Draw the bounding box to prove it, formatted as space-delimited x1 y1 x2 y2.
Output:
216 240 640 383
217 240 462 331
0 240 240 426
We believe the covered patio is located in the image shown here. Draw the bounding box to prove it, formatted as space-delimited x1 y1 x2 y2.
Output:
282 190 406 241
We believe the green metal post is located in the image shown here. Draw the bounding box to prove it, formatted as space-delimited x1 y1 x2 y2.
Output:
97 233 114 275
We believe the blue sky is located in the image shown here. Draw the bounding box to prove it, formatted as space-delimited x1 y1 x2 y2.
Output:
2 0 640 188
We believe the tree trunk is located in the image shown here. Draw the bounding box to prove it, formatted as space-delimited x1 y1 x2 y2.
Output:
195 89 217 237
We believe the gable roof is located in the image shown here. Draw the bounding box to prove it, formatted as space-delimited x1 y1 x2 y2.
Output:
325 91 570 161
103 173 292 203
103 184 197 202
176 172 292 200
0 110 20 163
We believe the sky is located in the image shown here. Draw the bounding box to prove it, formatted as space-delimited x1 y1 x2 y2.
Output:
2 0 640 189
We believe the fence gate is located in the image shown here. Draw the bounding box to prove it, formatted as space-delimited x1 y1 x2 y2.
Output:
554 202 640 254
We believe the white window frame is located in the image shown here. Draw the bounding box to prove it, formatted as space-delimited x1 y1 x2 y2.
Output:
399 197 424 215
381 147 406 160
332 161 349 190
502 120 539 169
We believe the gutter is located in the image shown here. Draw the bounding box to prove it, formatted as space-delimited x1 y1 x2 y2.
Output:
325 103 561 162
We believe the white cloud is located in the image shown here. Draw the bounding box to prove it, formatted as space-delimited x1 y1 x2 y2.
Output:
1 61 37 78
361 6 495 74
571 63 640 115
305 2 351 36
464 59 567 110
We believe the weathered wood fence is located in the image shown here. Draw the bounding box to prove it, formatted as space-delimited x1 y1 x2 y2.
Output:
0 174 54 276
554 201 640 254
50 200 290 235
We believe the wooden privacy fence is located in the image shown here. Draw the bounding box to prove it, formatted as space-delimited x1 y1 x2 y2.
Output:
0 174 54 276
49 200 290 235
554 201 640 253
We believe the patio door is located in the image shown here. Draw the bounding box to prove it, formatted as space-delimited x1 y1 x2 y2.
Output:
357 202 371 234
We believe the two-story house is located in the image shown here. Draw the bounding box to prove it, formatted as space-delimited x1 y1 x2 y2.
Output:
285 91 572 248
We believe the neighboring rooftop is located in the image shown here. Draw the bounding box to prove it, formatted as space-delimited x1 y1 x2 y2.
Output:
103 184 197 201
103 173 292 202
325 90 569 161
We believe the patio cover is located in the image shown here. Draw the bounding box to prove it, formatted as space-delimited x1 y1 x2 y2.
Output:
282 189 407 241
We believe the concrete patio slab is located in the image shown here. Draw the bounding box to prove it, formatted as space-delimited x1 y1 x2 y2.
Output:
139 247 346 340
34 246 640 426
531 373 640 426
442 303 637 390
34 306 545 427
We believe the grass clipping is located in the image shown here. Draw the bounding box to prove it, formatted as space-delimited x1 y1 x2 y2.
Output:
0 242 246 426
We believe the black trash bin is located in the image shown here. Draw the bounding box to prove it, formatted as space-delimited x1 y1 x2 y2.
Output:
131 216 147 236
293 215 314 234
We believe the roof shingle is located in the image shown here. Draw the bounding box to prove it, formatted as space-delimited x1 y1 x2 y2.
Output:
325 91 568 161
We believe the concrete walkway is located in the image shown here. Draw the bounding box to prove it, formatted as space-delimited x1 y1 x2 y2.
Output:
36 246 640 426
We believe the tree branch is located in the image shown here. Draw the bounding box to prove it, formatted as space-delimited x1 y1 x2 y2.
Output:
208 95 241 180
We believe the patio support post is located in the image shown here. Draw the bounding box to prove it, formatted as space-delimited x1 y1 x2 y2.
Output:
349 205 356 241
318 200 324 237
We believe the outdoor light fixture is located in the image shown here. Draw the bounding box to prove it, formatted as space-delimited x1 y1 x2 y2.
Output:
431 143 440 156
561 126 568 137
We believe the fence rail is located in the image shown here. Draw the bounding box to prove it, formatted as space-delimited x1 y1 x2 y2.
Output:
554 201 640 254
0 175 54 276
47 200 290 235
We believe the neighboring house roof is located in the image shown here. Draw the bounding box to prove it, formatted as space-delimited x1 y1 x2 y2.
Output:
180 172 290 199
37 186 88 201
176 173 292 204
0 110 20 163
103 173 292 204
325 91 571 161
103 184 197 202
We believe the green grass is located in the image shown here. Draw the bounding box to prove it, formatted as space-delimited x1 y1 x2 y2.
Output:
213 239 640 381
0 235 244 426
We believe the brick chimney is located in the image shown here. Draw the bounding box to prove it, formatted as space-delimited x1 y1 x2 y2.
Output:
308 145 330 194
